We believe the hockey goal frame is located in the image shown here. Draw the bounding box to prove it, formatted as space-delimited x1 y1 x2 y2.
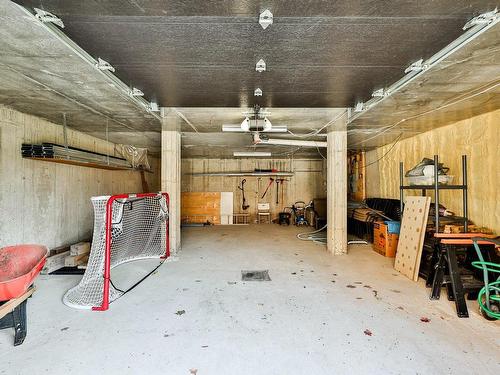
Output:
93 192 170 311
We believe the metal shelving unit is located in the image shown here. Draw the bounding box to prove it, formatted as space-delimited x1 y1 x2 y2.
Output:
399 155 468 233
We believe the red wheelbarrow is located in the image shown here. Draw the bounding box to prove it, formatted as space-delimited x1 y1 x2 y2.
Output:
0 244 48 346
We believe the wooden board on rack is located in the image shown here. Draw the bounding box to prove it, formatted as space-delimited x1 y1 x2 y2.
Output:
394 196 431 281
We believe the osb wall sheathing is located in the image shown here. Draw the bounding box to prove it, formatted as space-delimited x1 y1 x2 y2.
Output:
0 105 160 249
366 109 500 233
182 158 326 222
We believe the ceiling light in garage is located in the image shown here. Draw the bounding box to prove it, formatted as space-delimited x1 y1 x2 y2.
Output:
463 9 498 30
129 87 144 97
372 88 386 98
404 59 428 73
234 152 272 157
254 135 327 148
259 10 273 30
254 88 263 96
354 102 364 112
34 8 64 28
222 124 287 133
222 118 286 133
95 58 115 72
149 102 160 112
241 117 250 131
256 59 266 72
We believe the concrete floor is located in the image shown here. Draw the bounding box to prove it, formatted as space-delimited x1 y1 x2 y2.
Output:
1 225 498 374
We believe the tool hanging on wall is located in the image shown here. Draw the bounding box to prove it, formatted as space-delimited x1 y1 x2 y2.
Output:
261 178 274 199
275 180 280 204
237 179 250 210
278 178 288 209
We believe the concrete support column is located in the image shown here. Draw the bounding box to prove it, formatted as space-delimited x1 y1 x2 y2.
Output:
161 110 181 254
327 112 348 255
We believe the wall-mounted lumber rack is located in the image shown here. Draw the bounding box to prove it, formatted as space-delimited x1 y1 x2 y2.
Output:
187 172 294 177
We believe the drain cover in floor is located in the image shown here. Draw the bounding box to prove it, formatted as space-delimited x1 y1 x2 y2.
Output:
241 270 271 281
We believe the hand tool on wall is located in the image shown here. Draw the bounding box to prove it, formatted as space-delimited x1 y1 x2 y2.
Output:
277 178 288 209
237 179 250 210
276 180 280 205
261 178 274 199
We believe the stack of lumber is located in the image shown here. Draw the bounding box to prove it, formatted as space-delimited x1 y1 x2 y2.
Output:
65 242 90 268
348 208 384 222
41 241 90 274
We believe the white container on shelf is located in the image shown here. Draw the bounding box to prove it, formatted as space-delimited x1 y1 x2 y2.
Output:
407 175 454 186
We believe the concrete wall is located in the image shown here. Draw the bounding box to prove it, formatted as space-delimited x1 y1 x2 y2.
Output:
0 106 160 249
365 109 500 232
182 158 326 222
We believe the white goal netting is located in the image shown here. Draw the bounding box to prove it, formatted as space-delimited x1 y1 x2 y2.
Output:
63 193 169 310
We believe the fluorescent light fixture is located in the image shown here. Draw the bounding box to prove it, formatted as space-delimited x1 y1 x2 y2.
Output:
234 151 272 157
255 137 327 148
222 123 287 133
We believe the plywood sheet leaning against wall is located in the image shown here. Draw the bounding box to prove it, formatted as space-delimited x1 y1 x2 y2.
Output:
181 192 221 224
394 196 431 281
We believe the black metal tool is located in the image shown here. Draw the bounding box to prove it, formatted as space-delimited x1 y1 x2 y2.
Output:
237 179 250 210
261 178 274 199
276 180 280 204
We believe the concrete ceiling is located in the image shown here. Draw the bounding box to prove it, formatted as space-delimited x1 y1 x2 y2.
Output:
171 107 344 158
348 20 500 150
1 1 499 159
15 0 497 108
0 1 161 152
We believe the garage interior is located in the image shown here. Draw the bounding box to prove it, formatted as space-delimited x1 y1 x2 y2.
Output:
0 1 499 374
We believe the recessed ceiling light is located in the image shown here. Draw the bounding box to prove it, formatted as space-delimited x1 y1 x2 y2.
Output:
256 59 266 72
259 10 273 30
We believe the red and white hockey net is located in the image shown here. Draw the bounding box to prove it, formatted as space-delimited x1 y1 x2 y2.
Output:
63 193 169 311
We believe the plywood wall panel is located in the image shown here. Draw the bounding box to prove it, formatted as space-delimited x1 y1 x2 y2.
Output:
181 158 326 222
366 109 500 233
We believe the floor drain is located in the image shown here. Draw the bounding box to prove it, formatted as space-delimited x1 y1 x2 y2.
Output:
241 270 271 281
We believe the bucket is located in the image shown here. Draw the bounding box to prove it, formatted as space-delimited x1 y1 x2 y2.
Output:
385 221 401 234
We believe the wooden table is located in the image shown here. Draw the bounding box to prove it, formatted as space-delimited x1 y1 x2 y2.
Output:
430 233 498 318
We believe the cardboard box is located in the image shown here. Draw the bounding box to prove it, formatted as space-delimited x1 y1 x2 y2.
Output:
373 222 399 257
